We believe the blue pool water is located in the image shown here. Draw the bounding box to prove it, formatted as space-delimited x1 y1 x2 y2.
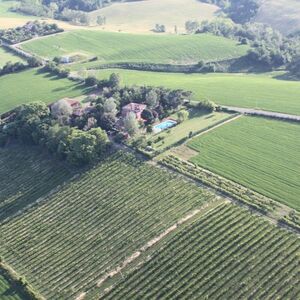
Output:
153 120 177 132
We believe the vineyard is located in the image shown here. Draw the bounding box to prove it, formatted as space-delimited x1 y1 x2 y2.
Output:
0 145 72 223
103 203 300 299
0 152 215 299
188 116 300 210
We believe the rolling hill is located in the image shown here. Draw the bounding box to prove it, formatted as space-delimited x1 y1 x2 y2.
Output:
88 0 218 33
255 0 300 35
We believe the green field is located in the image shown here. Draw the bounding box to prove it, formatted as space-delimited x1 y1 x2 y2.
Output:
103 203 300 299
0 151 214 299
0 47 24 67
92 69 300 115
0 68 88 114
21 30 249 64
0 145 72 223
188 116 300 210
149 110 232 151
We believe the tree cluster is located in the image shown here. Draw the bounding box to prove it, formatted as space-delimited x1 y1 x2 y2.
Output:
201 0 259 24
0 102 110 166
0 61 27 76
187 18 300 68
0 21 63 44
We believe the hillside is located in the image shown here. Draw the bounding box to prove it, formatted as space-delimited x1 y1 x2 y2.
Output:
21 30 249 65
255 0 300 35
88 0 218 33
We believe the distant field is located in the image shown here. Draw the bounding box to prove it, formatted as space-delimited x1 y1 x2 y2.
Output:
256 0 300 34
0 152 214 299
92 69 300 115
0 46 24 67
0 145 72 223
104 203 300 299
21 31 249 65
88 0 218 34
0 68 88 114
188 116 300 210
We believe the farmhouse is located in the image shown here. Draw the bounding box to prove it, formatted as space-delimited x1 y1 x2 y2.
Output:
122 103 147 120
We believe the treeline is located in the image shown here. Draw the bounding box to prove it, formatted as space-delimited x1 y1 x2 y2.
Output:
0 102 110 166
0 57 43 76
0 21 63 44
186 19 300 68
201 0 259 24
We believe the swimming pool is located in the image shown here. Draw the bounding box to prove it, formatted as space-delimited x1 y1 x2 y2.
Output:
153 120 177 132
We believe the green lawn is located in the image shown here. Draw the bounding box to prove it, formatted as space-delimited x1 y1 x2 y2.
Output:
149 110 231 151
0 47 24 67
0 68 88 114
92 69 300 115
21 30 249 65
188 116 300 210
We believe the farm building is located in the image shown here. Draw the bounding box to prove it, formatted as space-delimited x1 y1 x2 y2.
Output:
122 103 147 120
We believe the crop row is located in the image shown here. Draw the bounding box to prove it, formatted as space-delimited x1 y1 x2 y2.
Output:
160 155 279 213
0 145 72 223
0 151 215 299
103 203 300 299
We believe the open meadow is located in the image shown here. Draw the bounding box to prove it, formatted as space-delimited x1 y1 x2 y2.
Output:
21 30 249 65
103 203 300 299
92 69 300 115
188 116 300 210
0 151 215 299
0 68 88 114
0 46 24 67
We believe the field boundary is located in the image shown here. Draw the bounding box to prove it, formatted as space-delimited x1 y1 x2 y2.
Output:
158 155 300 235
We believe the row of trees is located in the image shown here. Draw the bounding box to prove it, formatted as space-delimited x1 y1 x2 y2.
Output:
0 102 110 165
186 18 300 68
0 21 63 44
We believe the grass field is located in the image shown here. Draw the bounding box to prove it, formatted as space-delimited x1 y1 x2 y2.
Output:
103 203 300 299
21 30 249 65
0 151 215 299
0 145 73 223
92 69 300 115
188 116 300 210
0 47 24 67
149 110 231 151
0 68 88 114
88 0 218 34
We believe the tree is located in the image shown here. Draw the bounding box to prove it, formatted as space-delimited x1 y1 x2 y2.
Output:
177 110 189 123
66 129 98 165
185 20 199 33
103 97 117 115
51 99 73 125
146 90 158 108
141 109 155 125
197 100 217 112
85 75 98 86
109 73 121 88
124 112 139 135
89 127 109 154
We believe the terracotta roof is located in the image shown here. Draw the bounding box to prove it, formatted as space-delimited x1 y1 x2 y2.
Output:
122 103 147 113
